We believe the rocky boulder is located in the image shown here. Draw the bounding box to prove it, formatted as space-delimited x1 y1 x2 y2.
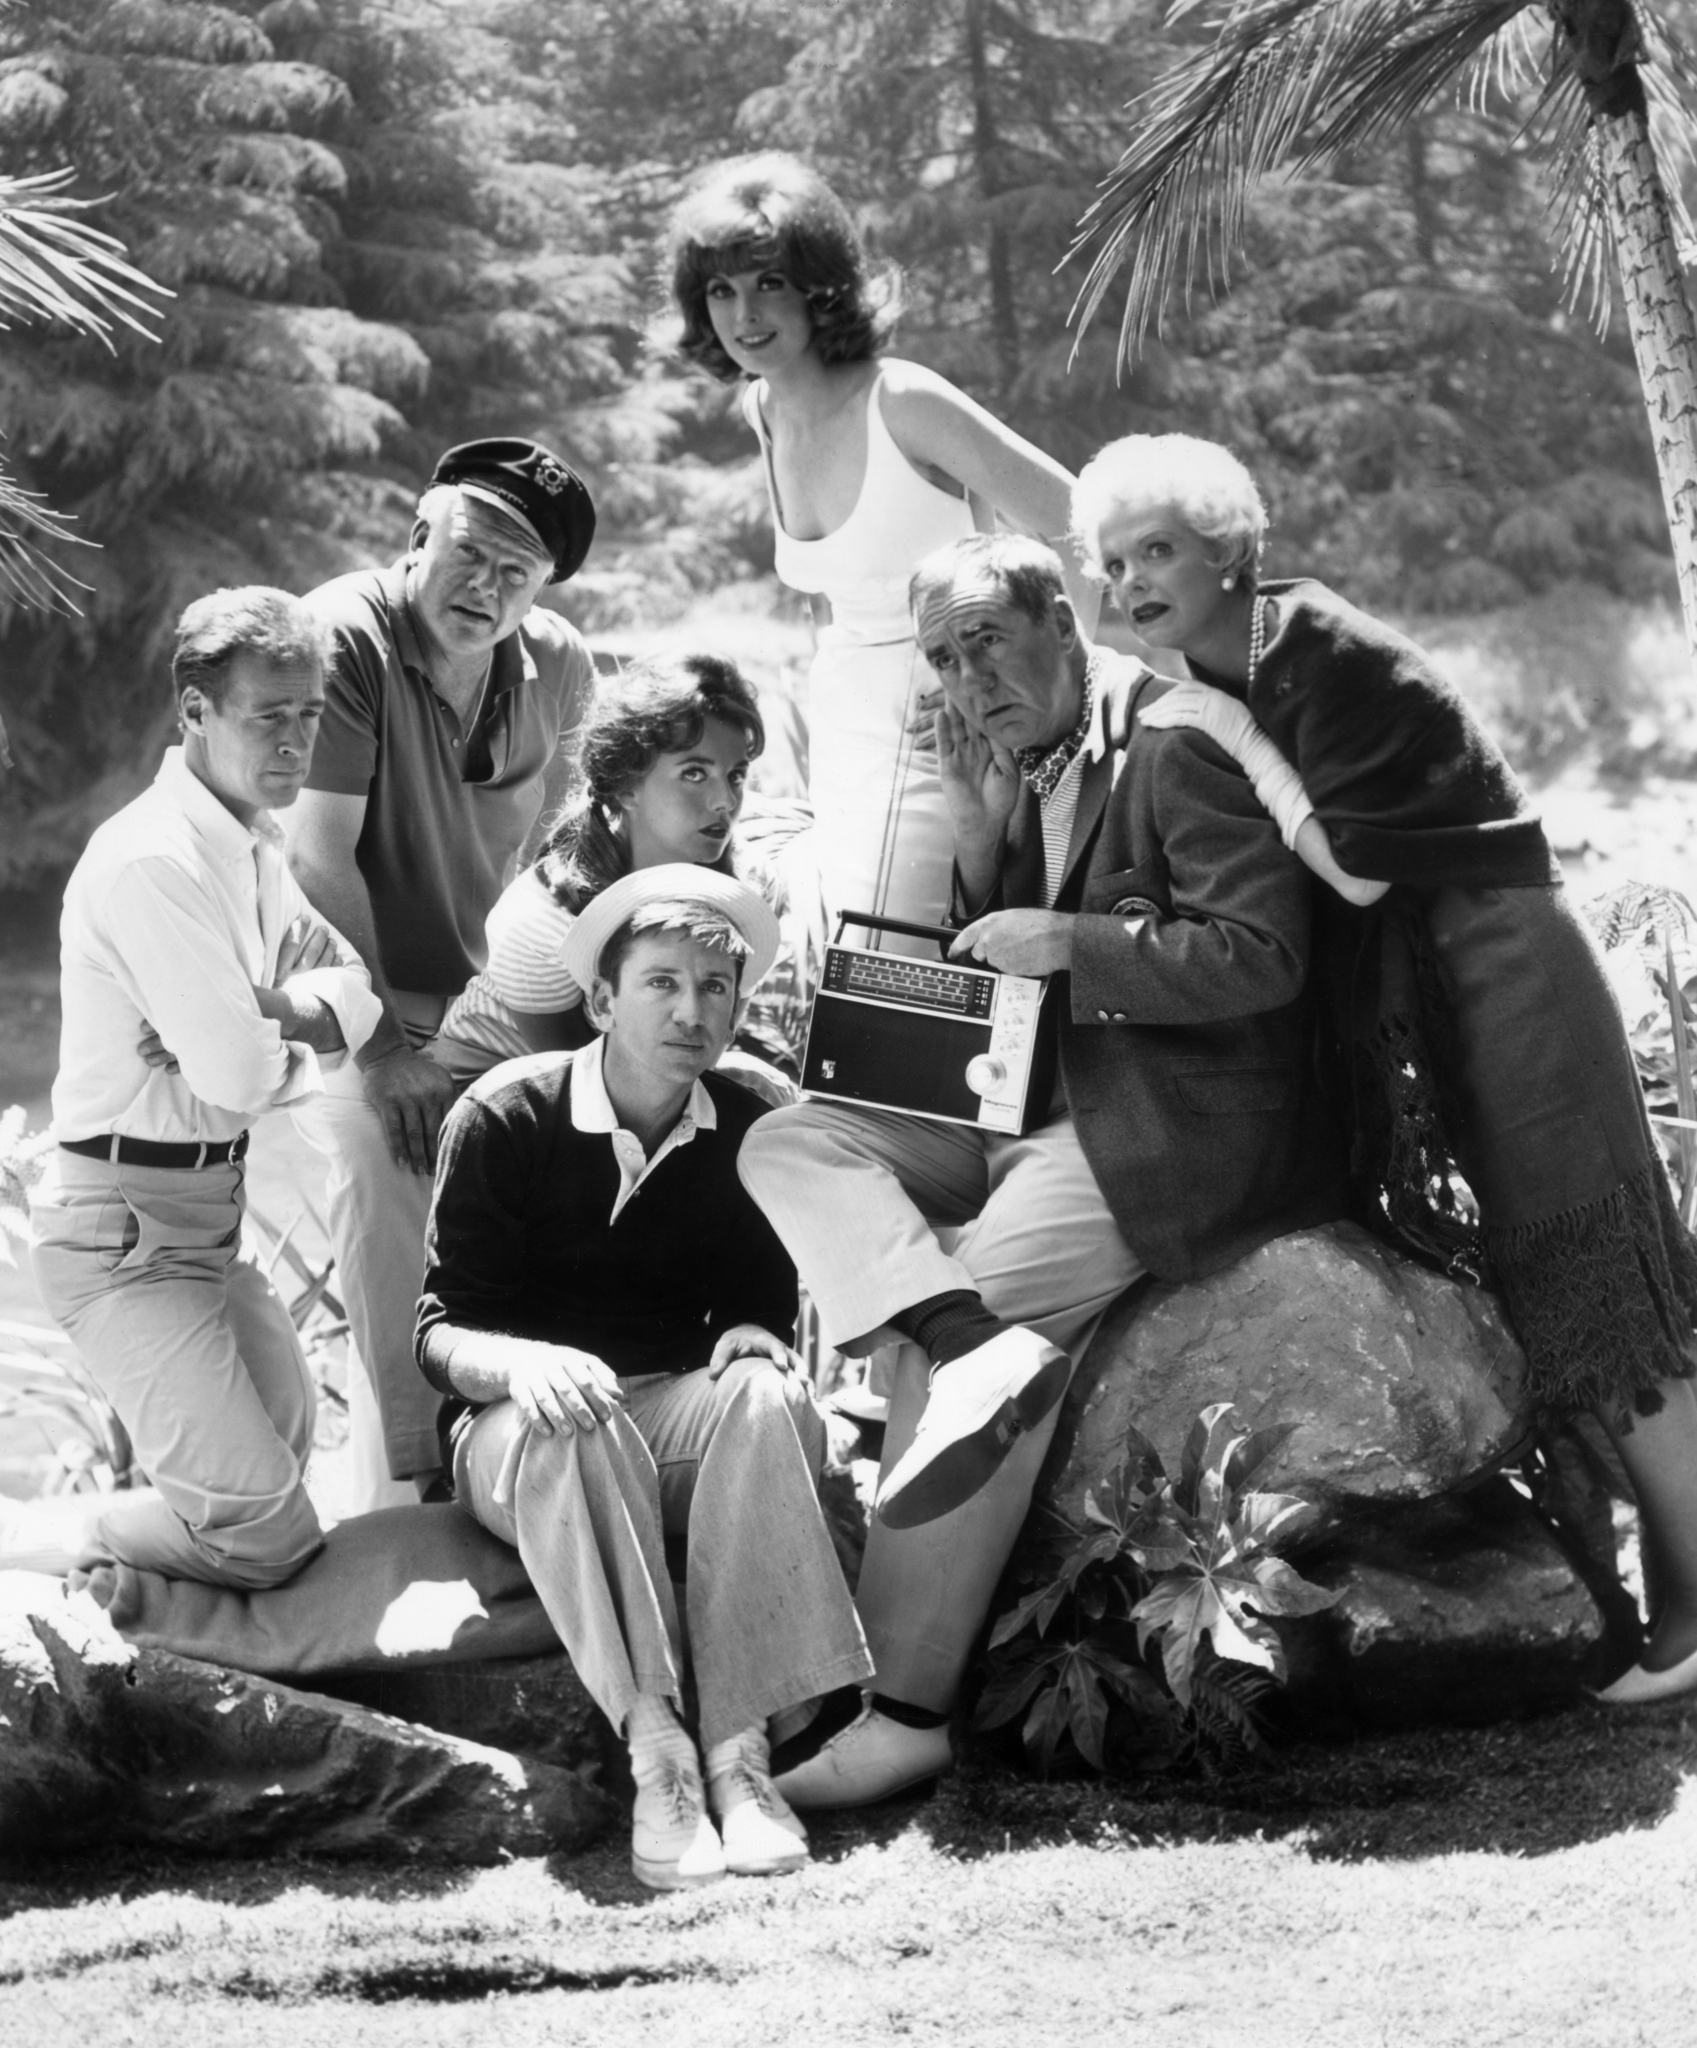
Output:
1045 1222 1534 1541
1278 1480 1609 1730
1014 1224 1623 1733
0 1572 614 1861
318 1652 614 1781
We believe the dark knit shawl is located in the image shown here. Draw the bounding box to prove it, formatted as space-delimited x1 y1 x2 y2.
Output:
1196 579 1559 890
1192 583 1697 1421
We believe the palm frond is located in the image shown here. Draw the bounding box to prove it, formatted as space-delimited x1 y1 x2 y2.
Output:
0 169 172 350
1529 3 1697 330
0 452 95 622
1067 0 1525 363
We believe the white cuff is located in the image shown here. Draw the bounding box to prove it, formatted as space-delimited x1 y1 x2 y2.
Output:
287 967 385 1062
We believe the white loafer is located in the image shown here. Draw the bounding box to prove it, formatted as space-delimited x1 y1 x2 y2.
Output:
774 1704 952 1810
875 1328 1070 1529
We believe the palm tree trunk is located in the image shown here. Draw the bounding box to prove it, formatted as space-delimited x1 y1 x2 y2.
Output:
1558 0 1697 663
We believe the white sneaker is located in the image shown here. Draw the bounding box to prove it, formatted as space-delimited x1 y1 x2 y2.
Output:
774 1704 952 1810
630 1747 726 1891
706 1727 809 1875
875 1327 1070 1529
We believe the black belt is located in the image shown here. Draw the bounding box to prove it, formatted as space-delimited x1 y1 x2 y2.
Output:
61 1131 249 1169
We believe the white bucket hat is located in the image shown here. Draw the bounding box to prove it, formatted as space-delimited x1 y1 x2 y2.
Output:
559 863 781 996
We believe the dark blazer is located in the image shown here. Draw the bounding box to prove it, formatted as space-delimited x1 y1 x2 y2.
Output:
998 656 1347 1281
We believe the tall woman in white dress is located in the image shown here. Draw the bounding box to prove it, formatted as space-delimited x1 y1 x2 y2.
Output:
668 154 1097 940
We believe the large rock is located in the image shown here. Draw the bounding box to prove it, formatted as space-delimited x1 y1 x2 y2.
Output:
1279 1479 1607 1729
318 1652 613 1779
1045 1222 1533 1540
0 1573 614 1861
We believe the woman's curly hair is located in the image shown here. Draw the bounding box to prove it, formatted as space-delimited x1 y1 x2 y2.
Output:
667 152 902 382
534 653 765 910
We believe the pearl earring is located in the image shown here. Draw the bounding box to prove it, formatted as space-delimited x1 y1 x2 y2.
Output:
1221 574 1235 590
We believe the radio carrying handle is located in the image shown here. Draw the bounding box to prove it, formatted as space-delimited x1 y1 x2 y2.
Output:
832 909 961 962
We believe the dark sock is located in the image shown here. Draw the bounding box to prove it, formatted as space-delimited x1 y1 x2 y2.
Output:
768 1684 864 1776
872 1692 950 1731
891 1289 1008 1369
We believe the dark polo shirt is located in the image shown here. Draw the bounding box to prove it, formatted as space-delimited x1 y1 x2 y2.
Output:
303 559 596 998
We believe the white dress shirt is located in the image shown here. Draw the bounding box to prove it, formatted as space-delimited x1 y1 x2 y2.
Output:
52 747 383 1144
568 1036 717 1224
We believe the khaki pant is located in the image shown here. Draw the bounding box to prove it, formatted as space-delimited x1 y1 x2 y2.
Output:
29 1151 322 1589
739 1100 1143 1709
453 1358 871 1750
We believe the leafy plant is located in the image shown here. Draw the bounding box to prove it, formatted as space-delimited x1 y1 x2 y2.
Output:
0 1329 136 1494
977 1402 1339 1776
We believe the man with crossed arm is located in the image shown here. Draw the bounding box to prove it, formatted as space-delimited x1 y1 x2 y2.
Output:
28 588 381 1588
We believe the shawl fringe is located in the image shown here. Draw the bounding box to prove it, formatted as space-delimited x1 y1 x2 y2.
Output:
1487 1160 1697 1428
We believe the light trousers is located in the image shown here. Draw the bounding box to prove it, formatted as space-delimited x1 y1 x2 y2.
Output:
293 1057 443 1487
29 1151 323 1589
740 1100 1144 1709
453 1357 872 1751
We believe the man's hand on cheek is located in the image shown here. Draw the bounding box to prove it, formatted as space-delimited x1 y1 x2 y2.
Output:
936 701 1020 840
950 909 1074 978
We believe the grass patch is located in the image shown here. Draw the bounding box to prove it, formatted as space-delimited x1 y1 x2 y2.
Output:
3 1705 1696 2046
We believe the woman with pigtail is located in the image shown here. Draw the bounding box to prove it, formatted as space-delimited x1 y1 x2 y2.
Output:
434 652 791 1104
1070 431 1697 1705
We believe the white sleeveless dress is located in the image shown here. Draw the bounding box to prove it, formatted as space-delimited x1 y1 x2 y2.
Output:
744 368 977 941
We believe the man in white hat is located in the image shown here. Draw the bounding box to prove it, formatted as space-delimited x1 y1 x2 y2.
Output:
414 866 870 1892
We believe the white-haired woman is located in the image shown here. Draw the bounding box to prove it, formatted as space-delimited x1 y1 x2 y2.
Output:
1072 431 1697 1704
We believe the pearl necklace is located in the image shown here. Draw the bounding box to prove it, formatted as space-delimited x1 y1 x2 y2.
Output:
1246 591 1267 694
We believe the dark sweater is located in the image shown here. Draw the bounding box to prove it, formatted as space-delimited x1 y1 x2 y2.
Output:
415 1052 797 1464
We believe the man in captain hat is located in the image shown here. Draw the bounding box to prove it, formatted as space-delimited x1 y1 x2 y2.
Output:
286 438 599 1502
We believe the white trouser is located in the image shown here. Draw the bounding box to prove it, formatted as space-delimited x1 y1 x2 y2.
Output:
738 1100 1141 1358
293 1055 443 1490
739 1099 1143 1707
454 1360 870 1751
29 1151 322 1589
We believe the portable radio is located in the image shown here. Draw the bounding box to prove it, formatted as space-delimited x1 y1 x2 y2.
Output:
799 912 1053 1135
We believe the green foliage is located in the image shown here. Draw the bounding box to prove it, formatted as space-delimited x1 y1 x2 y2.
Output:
0 0 1685 890
741 3 1671 617
977 1401 1338 1777
740 0 1171 458
0 0 687 885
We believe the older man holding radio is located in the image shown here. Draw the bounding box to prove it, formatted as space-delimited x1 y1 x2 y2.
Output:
739 532 1346 1807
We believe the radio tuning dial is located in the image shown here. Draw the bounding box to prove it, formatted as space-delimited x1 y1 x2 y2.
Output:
965 1054 1006 1097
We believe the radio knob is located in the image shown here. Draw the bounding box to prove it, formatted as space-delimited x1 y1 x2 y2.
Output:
965 1054 1006 1097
